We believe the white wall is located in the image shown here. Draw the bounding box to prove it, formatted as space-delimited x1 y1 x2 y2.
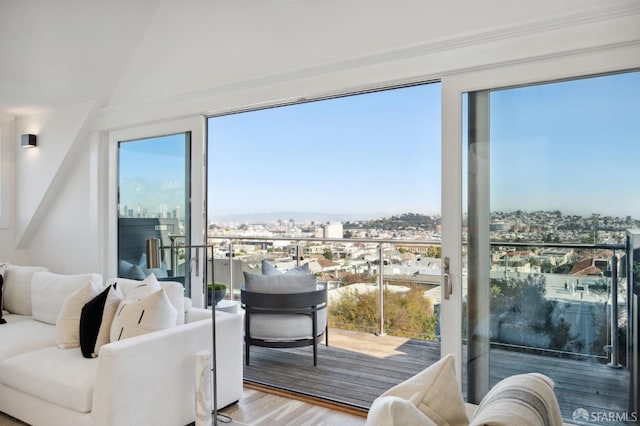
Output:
4 101 98 271
1 0 638 276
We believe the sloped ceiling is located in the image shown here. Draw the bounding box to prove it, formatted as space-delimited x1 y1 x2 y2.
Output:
0 0 636 117
0 0 161 116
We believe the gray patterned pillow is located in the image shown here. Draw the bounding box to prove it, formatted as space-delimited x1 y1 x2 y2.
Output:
469 373 563 426
261 260 309 275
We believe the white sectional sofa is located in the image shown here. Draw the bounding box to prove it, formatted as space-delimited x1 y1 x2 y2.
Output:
0 263 243 426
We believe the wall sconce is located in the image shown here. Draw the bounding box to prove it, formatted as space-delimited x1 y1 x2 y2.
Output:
21 134 37 148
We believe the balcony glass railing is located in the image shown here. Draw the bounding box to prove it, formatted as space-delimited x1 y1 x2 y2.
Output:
205 235 443 340
155 234 633 423
483 241 627 366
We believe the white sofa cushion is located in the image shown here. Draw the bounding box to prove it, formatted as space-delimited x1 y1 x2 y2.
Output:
366 395 438 426
2 265 48 315
110 288 178 342
56 280 103 348
0 346 97 413
105 274 185 325
31 271 103 325
374 354 469 426
0 318 55 362
469 373 563 426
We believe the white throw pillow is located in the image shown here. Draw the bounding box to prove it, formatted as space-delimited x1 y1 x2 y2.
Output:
378 354 469 426
2 265 48 315
105 274 185 325
124 273 162 299
110 288 178 342
366 396 438 426
31 271 103 325
56 280 103 348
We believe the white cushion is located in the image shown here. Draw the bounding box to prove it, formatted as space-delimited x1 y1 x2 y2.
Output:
110 288 178 342
56 280 103 348
105 274 185 325
249 310 327 341
375 354 469 426
0 319 55 362
366 395 438 426
0 346 97 413
243 271 316 293
2 265 48 315
31 271 103 325
469 373 563 426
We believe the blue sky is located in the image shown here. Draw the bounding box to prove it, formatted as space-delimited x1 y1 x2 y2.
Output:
119 134 187 217
118 71 640 222
208 84 441 220
490 71 640 217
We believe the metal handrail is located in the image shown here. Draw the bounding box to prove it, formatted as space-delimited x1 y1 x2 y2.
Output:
178 234 626 364
208 234 441 336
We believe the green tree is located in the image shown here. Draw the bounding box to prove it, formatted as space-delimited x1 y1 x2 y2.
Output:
490 275 582 354
323 248 333 260
329 285 437 340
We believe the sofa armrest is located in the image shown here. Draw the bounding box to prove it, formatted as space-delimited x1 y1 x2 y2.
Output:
186 307 212 323
92 311 242 426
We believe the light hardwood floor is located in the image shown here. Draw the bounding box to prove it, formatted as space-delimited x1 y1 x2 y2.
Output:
0 386 367 426
220 385 366 426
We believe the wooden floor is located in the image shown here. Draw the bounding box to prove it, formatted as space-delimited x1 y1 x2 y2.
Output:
244 328 631 425
0 388 366 426
220 385 365 426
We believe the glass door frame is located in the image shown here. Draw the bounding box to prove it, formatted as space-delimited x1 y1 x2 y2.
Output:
439 46 640 389
107 116 207 306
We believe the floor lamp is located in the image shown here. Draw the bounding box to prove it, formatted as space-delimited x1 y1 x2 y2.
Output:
146 238 219 425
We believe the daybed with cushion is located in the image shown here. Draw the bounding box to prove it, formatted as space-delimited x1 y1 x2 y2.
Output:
0 263 242 426
366 353 564 426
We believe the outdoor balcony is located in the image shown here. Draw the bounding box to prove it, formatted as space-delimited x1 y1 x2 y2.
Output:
157 234 634 425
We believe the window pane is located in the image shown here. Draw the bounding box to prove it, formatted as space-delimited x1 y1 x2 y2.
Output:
465 71 640 424
117 133 191 292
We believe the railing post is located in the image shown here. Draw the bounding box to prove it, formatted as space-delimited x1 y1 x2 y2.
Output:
378 244 385 336
608 254 621 368
296 243 301 266
228 240 234 302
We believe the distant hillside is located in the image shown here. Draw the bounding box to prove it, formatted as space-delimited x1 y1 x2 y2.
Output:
344 213 440 231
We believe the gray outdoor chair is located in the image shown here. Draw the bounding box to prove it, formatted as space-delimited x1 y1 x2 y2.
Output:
240 272 328 366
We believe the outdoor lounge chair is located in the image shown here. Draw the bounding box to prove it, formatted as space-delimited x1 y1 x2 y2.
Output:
241 271 328 366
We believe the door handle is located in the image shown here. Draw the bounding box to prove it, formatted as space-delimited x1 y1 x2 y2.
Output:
443 256 452 300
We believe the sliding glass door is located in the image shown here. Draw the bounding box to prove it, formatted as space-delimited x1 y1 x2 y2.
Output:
463 71 639 424
117 133 192 294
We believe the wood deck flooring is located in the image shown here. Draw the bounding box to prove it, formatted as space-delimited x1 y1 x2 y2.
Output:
244 328 631 425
